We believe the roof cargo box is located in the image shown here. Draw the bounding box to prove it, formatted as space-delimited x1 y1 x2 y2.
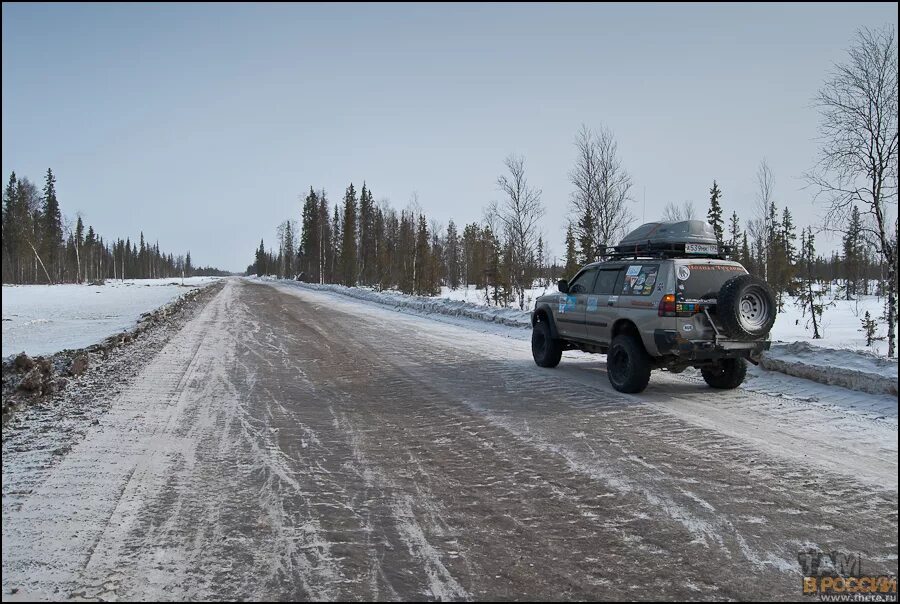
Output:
609 220 726 258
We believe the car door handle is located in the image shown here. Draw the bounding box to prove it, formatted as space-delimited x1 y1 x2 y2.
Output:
607 301 615 306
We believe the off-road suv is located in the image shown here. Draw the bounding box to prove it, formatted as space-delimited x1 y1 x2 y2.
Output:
531 220 776 393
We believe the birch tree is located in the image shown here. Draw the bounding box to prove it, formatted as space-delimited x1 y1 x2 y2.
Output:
806 25 898 356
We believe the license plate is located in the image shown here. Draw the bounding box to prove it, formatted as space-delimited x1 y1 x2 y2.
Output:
685 243 718 254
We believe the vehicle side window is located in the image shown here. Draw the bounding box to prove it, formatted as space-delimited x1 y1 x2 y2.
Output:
593 269 621 294
569 268 598 294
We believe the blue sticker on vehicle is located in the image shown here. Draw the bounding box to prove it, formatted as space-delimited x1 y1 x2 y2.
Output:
587 296 598 312
558 294 577 313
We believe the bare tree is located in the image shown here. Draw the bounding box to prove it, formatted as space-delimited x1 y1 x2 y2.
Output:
490 154 545 310
806 25 898 357
661 201 696 222
749 159 777 281
569 124 635 254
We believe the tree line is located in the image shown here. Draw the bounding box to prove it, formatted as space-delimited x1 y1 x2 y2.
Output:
252 157 549 311
2 169 225 284
253 25 896 355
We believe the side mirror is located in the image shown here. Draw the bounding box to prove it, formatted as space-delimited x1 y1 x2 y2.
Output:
558 279 569 294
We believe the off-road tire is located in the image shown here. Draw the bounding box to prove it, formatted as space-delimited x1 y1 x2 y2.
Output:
607 335 652 393
717 274 777 340
701 358 747 389
532 320 563 368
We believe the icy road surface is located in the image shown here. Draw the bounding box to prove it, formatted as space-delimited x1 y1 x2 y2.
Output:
2 278 897 600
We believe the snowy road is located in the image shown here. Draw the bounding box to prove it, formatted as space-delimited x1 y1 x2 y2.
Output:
2 278 897 600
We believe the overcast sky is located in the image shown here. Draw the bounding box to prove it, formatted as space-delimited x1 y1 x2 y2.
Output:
2 3 897 271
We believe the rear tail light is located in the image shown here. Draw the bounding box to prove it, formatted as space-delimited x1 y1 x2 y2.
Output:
658 293 677 317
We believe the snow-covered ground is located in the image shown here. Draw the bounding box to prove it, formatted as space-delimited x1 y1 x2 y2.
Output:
1 277 222 358
769 295 895 356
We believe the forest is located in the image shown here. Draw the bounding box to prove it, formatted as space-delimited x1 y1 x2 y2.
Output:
1 169 228 284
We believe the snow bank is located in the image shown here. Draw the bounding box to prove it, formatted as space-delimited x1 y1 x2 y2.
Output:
278 280 532 328
761 342 898 396
1 277 222 358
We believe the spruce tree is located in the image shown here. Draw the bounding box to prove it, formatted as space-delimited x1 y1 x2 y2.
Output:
413 214 432 295
728 211 741 256
741 232 752 274
331 203 341 283
445 219 460 289
780 208 797 294
564 222 579 278
41 168 63 282
2 173 19 283
577 205 596 264
340 184 358 285
257 239 265 276
707 180 724 247
300 187 320 280
842 206 863 299
358 183 376 285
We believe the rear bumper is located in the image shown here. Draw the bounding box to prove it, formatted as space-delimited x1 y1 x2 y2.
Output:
653 329 770 362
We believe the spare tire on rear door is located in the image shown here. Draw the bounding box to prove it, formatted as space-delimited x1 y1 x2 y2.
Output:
716 274 776 340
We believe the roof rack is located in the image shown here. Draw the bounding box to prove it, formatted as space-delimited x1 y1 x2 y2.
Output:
601 241 731 260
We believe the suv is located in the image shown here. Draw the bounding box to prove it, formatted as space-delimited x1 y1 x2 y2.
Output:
531 220 776 393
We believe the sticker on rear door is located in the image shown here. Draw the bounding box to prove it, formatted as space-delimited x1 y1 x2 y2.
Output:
677 265 691 281
586 296 598 312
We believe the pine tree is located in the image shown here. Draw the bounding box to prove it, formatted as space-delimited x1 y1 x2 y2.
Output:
564 222 579 278
707 180 724 247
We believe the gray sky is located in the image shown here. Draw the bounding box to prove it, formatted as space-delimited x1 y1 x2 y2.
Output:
2 3 897 271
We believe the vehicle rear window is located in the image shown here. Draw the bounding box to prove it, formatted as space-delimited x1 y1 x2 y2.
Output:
620 264 659 296
676 264 747 300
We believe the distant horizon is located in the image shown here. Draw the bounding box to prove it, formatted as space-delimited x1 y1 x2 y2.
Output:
3 2 897 271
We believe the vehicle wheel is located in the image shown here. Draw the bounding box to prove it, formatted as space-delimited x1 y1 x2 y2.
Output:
701 358 747 389
532 320 563 368
717 274 777 340
606 335 651 393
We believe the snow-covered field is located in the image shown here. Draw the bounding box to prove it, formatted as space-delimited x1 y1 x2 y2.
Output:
1 277 222 358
